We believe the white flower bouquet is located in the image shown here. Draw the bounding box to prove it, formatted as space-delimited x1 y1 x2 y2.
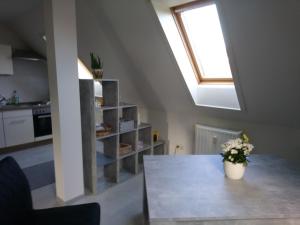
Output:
221 134 254 166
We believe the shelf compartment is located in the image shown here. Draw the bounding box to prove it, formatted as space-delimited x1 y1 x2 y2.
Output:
137 144 151 152
119 142 133 157
97 136 117 159
95 106 118 111
119 102 137 108
153 142 165 155
104 161 118 183
120 119 135 133
102 80 119 107
153 140 165 147
119 128 136 135
96 78 119 82
138 126 151 148
103 108 118 133
138 148 151 172
119 154 136 175
138 123 151 130
119 131 136 154
96 161 118 191
96 152 115 166
120 106 137 129
118 168 136 183
96 132 118 140
97 161 118 192
138 148 151 164
118 150 136 159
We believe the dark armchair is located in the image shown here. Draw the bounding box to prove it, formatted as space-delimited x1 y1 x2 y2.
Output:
0 156 100 225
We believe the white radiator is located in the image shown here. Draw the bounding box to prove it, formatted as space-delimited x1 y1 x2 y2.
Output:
195 124 242 154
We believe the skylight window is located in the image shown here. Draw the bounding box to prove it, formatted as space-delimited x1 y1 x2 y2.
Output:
172 0 233 83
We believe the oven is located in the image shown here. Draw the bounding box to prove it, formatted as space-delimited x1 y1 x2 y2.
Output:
32 106 52 141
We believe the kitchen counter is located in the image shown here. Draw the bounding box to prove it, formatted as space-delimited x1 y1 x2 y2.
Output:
143 155 300 225
0 102 50 112
0 101 52 148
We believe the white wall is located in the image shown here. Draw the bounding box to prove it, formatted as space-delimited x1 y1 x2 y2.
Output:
4 0 300 163
6 0 147 109
164 110 300 161
75 0 146 107
93 0 300 162
0 24 49 102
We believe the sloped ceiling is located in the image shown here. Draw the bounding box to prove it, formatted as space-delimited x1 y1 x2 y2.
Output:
91 0 300 128
1 1 46 55
0 0 41 21
2 0 148 107
3 0 300 128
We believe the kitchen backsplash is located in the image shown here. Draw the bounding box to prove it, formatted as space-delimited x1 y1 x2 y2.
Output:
0 24 49 103
0 59 49 103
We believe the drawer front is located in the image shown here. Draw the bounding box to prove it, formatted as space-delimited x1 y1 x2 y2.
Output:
3 109 32 118
0 112 5 148
4 115 34 147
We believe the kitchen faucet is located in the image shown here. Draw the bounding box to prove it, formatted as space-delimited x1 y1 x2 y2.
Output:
0 94 7 105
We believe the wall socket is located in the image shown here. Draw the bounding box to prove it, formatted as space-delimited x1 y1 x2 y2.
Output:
175 145 184 152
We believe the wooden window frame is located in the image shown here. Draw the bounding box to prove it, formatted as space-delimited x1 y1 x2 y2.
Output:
171 0 233 84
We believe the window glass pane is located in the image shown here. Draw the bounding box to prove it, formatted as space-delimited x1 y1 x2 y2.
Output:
181 4 232 79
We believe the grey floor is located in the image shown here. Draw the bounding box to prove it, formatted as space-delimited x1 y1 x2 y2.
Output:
0 144 54 168
32 175 145 225
0 144 145 225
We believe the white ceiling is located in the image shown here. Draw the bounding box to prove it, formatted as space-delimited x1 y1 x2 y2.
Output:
0 0 41 22
4 0 300 129
91 0 300 128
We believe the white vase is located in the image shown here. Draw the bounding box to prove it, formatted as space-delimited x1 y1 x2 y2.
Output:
224 161 246 180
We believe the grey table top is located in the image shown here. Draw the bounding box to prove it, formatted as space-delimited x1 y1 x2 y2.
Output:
143 155 300 222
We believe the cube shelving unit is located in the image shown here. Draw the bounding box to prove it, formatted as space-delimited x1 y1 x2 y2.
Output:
79 79 165 194
153 140 165 155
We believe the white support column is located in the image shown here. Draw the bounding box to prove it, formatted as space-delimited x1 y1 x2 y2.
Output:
44 0 84 201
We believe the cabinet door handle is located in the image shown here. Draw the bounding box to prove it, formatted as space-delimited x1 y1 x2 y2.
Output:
38 115 51 119
9 119 26 125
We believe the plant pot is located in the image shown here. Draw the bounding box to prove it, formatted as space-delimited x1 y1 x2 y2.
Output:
92 69 103 80
224 161 246 180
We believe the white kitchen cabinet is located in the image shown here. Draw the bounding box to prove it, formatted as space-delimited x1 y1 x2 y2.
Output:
0 44 13 75
0 112 5 148
3 109 34 147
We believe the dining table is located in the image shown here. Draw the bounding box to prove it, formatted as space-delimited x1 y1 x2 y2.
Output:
143 155 300 225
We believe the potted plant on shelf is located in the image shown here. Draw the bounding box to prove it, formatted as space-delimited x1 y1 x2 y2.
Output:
221 134 254 180
90 52 103 79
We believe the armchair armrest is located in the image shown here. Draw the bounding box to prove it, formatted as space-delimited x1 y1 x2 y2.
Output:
33 202 100 225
